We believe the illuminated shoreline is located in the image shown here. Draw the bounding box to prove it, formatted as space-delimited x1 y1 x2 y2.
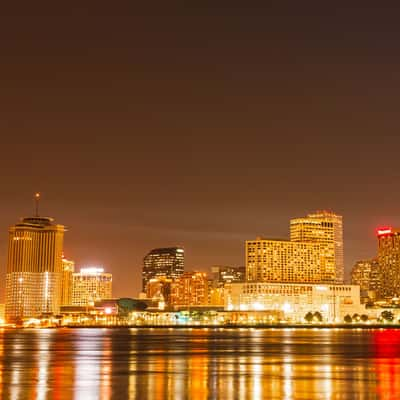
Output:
5 323 400 330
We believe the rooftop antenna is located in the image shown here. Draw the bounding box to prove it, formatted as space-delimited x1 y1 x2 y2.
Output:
34 192 40 217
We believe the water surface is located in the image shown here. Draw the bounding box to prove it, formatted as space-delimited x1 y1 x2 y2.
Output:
0 327 399 399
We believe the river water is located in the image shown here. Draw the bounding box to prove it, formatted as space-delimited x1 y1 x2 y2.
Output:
0 327 399 399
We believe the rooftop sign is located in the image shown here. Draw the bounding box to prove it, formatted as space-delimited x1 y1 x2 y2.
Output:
377 227 393 236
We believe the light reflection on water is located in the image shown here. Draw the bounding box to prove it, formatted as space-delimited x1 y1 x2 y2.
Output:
0 328 399 399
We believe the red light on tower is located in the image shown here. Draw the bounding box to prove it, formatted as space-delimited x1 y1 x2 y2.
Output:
377 227 393 236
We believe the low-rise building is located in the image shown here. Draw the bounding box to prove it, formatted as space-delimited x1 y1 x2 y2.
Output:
225 282 363 323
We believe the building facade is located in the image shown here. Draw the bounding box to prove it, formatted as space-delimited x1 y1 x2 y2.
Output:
145 277 172 308
5 216 65 321
211 265 245 284
377 227 400 299
170 271 208 307
246 211 343 284
225 282 363 322
351 259 380 303
207 265 245 306
290 211 344 283
142 247 184 291
72 267 112 306
246 238 327 283
61 256 75 306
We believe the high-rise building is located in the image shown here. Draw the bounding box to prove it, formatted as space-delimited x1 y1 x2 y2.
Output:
246 211 343 285
142 247 184 291
246 238 327 283
72 267 112 306
290 211 344 283
5 215 65 321
170 271 208 307
377 227 400 299
351 259 380 303
61 256 75 306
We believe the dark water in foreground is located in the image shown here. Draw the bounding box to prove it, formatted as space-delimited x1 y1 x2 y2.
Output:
0 328 400 399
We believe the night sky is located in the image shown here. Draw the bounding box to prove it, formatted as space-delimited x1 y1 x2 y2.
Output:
1 3 400 298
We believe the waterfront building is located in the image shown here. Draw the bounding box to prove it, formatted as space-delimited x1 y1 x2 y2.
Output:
61 256 75 306
142 247 184 291
5 212 65 322
72 267 112 306
225 282 363 322
290 211 344 283
170 271 208 307
377 227 400 299
351 259 380 303
94 299 119 316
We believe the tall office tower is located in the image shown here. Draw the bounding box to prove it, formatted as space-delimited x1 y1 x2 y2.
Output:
170 271 209 307
142 247 184 291
290 211 344 283
72 267 112 306
376 227 400 300
351 259 380 303
61 256 75 306
5 212 65 321
246 238 327 283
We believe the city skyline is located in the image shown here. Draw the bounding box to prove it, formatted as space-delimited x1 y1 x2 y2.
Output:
0 200 392 299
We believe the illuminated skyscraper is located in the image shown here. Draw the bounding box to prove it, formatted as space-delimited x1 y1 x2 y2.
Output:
246 211 343 284
72 267 112 306
376 227 400 299
142 247 184 291
290 211 344 283
5 212 65 321
61 256 75 306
